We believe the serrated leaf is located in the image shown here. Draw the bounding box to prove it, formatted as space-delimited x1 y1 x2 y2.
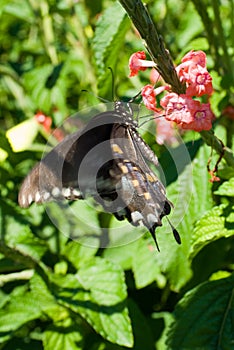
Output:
30 273 69 322
155 143 213 290
189 204 234 259
92 2 130 98
54 259 133 347
167 274 234 349
5 218 47 260
214 177 234 196
43 323 83 350
78 257 127 306
78 258 133 347
132 238 166 289
0 291 42 332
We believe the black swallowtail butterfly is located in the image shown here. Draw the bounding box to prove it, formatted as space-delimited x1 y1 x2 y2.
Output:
18 102 181 250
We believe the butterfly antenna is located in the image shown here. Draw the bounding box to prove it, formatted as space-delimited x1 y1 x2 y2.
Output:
129 91 142 103
139 113 166 128
81 89 109 103
166 217 181 244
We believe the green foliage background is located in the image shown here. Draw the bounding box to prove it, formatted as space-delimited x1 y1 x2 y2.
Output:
0 0 234 349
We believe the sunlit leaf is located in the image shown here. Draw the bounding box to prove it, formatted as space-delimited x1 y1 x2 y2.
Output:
6 118 39 152
189 204 234 259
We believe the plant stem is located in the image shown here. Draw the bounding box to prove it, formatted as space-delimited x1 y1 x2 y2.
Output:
119 0 185 94
118 0 234 168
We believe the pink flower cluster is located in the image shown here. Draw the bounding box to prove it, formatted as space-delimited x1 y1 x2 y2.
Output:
129 50 215 132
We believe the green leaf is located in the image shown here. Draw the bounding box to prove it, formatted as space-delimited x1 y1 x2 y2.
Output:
132 238 166 289
43 322 83 350
214 177 234 196
2 0 34 22
0 290 42 332
45 200 101 249
23 64 67 113
78 257 127 305
6 118 39 152
127 299 155 350
5 218 47 261
62 241 98 270
54 258 133 347
189 204 234 259
155 144 213 290
167 274 234 349
218 166 234 180
103 241 134 271
92 2 130 98
29 273 70 322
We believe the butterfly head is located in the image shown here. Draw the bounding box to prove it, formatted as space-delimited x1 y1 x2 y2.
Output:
114 101 138 128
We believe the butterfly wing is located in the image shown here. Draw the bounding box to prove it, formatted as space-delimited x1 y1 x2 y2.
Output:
107 123 173 248
18 111 121 208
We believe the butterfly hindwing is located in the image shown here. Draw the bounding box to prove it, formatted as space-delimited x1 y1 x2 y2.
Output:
109 122 171 247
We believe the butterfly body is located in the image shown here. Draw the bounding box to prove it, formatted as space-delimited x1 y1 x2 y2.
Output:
18 102 180 249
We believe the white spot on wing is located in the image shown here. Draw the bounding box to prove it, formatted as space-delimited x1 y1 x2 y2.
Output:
131 211 144 223
147 213 158 225
35 191 41 202
43 192 50 201
52 187 60 197
62 188 71 198
21 195 26 206
28 194 33 205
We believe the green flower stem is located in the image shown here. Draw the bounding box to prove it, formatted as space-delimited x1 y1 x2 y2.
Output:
119 0 234 168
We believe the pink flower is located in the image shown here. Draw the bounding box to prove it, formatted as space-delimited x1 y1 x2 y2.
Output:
141 85 168 112
177 65 213 97
161 93 194 126
176 50 213 97
181 102 215 131
141 85 158 112
155 118 178 146
130 49 215 133
181 50 207 67
150 68 161 84
185 67 213 97
129 51 156 77
161 93 214 131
